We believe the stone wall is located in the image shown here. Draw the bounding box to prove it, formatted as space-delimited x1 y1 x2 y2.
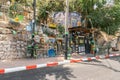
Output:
0 27 27 60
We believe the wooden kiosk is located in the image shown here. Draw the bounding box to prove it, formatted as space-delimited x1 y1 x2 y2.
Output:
68 26 93 54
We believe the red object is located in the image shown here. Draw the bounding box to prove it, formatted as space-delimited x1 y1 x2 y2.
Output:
87 57 92 61
47 62 58 67
0 69 5 74
26 65 37 70
70 59 83 63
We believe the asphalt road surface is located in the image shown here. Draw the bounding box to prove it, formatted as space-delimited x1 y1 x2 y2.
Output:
0 57 120 80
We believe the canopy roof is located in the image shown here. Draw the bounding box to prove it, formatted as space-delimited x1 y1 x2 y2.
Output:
68 27 91 33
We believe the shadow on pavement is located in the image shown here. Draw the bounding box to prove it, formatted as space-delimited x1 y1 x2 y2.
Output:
81 59 120 72
0 65 76 80
110 51 120 62
110 56 120 62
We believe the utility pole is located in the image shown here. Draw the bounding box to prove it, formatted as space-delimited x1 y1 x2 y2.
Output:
64 0 69 59
33 0 36 33
30 0 36 58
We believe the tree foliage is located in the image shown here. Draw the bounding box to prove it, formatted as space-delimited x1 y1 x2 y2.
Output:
9 0 33 18
7 0 120 35
37 0 65 23
69 0 120 35
88 2 120 34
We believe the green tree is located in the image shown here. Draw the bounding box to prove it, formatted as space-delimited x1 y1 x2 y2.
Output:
69 0 120 35
8 0 120 35
9 0 33 18
88 1 120 34
37 0 65 24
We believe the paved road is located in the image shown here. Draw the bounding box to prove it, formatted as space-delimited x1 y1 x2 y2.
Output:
0 57 120 80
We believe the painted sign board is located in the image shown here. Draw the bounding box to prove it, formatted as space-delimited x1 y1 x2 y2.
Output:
53 12 81 27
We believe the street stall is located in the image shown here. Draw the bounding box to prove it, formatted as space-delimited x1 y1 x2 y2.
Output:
68 26 96 55
69 27 88 54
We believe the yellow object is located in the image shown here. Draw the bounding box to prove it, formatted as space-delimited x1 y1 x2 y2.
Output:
12 0 15 4
49 23 57 29
14 17 19 22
